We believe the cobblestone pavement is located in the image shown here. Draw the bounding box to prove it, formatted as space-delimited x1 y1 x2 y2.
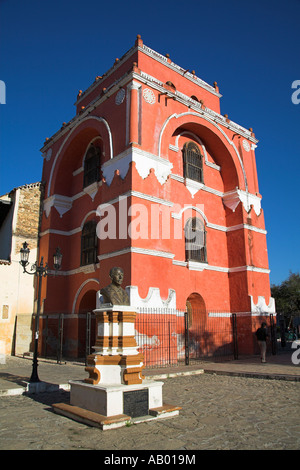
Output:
0 373 299 451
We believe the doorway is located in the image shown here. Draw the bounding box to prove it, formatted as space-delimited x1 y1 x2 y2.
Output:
78 290 97 358
186 293 206 358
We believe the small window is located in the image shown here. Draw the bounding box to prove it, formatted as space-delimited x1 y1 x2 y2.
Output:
81 221 98 265
185 217 207 263
183 142 203 183
165 81 176 90
83 145 101 188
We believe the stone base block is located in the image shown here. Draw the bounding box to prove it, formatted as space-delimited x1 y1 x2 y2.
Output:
52 379 181 430
52 402 181 430
69 379 163 416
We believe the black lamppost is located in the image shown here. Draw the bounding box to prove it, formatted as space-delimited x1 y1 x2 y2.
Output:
19 242 62 383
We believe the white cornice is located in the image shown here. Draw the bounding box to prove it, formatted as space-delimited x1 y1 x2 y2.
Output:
172 259 270 274
40 186 266 235
74 42 220 109
41 60 257 155
53 263 100 276
52 248 270 276
75 45 137 107
140 45 221 97
97 247 175 262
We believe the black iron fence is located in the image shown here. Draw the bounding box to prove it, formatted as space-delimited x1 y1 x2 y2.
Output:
16 309 278 367
135 308 238 367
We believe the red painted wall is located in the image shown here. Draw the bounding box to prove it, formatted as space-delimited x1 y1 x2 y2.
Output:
38 36 272 357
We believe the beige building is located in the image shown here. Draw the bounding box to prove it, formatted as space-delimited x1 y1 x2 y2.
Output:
0 182 42 357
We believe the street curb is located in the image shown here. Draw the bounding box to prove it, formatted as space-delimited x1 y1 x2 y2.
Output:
0 369 206 396
1 367 299 397
145 369 204 380
203 369 300 382
0 382 72 397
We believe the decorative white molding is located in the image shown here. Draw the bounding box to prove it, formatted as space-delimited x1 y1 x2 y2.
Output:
172 260 187 267
171 174 224 197
171 204 208 224
49 263 100 277
223 189 261 216
73 166 83 176
242 139 251 152
141 44 220 97
102 149 131 185
250 295 276 316
42 148 52 161
40 219 266 239
40 188 266 237
43 194 73 218
172 259 270 274
129 190 173 207
40 227 81 237
222 190 240 213
185 178 204 198
208 312 232 318
238 189 261 216
98 247 175 262
229 265 270 274
226 224 267 235
83 181 101 201
205 161 221 171
187 261 207 271
101 147 173 186
127 286 177 309
143 88 156 104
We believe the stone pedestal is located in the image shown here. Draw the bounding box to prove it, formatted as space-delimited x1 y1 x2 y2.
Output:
52 305 181 430
69 380 163 417
85 306 145 386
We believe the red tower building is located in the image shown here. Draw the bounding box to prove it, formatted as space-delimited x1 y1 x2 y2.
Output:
39 36 275 359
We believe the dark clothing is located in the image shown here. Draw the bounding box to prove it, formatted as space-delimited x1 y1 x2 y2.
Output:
255 327 268 341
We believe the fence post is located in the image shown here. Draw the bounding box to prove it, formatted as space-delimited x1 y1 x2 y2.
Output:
232 313 239 360
185 311 189 365
57 314 64 364
270 314 277 355
44 315 48 358
85 312 91 365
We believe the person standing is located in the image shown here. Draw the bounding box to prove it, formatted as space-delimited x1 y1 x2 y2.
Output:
255 322 269 363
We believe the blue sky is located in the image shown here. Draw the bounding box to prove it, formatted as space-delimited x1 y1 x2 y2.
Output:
0 0 299 286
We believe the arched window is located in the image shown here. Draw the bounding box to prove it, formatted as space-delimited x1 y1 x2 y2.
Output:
165 81 176 90
81 220 98 265
83 144 101 188
185 217 207 263
183 142 203 183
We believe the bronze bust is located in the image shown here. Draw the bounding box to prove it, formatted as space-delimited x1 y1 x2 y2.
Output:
100 267 130 306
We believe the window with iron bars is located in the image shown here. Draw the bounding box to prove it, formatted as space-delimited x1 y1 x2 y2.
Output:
185 217 207 263
81 220 98 266
183 142 203 183
83 144 101 188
